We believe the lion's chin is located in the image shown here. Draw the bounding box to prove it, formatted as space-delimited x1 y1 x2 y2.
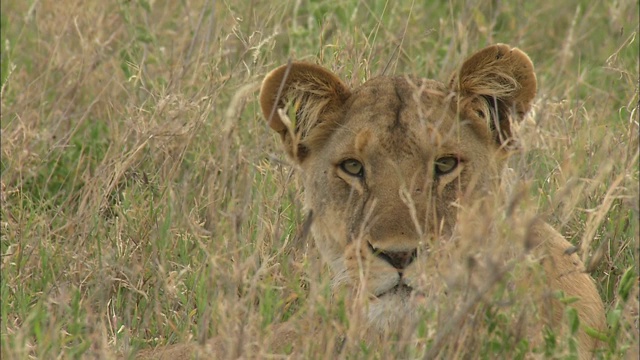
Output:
363 284 427 332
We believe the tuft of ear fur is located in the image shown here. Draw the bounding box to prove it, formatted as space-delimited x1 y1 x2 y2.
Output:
259 62 351 161
450 44 537 145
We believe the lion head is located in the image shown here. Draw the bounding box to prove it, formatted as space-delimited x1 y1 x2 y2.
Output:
259 44 537 331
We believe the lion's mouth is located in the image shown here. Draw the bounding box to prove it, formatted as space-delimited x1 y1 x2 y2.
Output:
376 283 413 298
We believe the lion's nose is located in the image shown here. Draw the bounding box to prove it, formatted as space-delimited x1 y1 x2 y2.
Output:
368 243 417 270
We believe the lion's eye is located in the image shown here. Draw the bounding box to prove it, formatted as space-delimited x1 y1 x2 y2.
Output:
434 157 458 176
340 159 364 177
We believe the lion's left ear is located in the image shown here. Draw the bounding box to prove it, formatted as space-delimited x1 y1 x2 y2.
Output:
450 44 537 145
259 62 351 162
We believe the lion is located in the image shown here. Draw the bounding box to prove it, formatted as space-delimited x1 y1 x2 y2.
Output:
135 44 606 359
257 44 606 358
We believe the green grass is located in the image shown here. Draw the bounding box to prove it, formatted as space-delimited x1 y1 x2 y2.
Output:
1 0 638 358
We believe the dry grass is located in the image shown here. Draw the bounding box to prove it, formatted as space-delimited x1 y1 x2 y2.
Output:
1 0 637 359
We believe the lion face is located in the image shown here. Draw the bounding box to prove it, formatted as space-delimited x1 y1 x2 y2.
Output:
260 45 536 331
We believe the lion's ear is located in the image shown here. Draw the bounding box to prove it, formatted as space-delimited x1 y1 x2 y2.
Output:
450 44 537 145
260 62 351 162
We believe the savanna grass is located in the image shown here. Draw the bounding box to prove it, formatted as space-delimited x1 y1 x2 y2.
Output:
1 0 637 358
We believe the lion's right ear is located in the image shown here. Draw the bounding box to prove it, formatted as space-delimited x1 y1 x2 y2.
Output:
259 62 351 162
450 44 537 146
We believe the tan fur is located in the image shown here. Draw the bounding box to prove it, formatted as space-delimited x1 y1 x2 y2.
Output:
134 44 606 359
257 44 606 358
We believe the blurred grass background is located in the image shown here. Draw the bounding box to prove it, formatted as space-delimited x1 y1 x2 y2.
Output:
1 0 637 358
